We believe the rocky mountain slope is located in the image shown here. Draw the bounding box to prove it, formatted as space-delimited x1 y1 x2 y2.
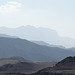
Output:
31 56 75 75
55 56 75 70
0 56 75 75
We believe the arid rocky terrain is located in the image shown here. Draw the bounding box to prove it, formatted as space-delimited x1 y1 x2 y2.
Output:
28 56 75 75
0 56 75 75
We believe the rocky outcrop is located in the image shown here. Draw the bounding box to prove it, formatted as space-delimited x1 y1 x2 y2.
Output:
55 56 75 70
30 56 75 75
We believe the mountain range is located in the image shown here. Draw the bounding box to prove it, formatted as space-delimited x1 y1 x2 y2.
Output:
32 41 65 49
0 34 65 48
0 25 75 48
0 36 75 62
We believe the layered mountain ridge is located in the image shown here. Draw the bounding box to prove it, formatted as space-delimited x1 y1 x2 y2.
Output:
0 25 75 47
0 36 74 62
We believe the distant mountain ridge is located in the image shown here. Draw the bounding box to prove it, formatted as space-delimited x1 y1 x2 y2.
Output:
0 56 32 67
0 56 31 62
32 41 65 49
0 37 74 62
0 25 75 47
0 34 18 38
32 41 50 46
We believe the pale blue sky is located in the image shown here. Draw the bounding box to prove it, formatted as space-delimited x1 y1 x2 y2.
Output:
0 0 75 38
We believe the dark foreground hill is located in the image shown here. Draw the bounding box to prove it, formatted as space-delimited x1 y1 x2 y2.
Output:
0 56 38 73
0 37 75 61
31 56 75 75
1 57 75 75
55 56 75 70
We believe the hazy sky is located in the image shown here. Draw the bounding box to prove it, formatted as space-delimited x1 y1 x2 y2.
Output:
0 0 75 39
